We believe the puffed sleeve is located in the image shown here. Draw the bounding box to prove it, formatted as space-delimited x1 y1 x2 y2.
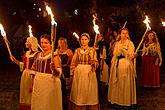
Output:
126 41 135 60
141 44 145 56
70 49 78 76
156 44 162 66
54 55 62 77
67 49 74 65
113 42 122 58
89 47 98 69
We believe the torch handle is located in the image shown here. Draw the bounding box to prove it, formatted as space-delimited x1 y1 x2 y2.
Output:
93 34 98 48
51 25 56 74
4 37 13 60
92 34 98 59
122 21 127 28
134 28 148 76
135 28 148 54
90 34 98 72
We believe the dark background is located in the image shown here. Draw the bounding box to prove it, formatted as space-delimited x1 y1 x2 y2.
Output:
0 0 165 67
0 0 165 109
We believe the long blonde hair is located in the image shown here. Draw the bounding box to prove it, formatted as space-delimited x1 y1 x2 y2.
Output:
27 36 39 52
117 28 131 41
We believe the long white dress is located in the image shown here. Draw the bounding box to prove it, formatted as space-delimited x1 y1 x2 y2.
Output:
70 47 99 106
108 39 136 106
100 46 109 85
20 51 38 106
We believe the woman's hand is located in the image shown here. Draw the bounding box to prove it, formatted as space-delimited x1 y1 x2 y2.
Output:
50 62 58 76
10 55 16 62
10 55 21 66
50 62 55 72
155 58 159 66
121 46 128 55
131 52 137 59
89 59 95 65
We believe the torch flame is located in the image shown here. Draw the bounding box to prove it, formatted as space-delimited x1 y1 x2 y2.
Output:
73 32 79 39
162 21 165 27
46 5 57 26
0 24 6 37
143 16 151 30
0 23 13 60
28 25 33 37
93 14 100 34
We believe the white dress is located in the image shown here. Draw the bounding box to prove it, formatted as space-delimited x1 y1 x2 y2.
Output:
20 51 38 106
100 46 109 85
108 39 136 106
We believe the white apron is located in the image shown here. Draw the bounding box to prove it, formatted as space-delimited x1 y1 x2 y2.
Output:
31 73 62 110
20 69 35 105
70 64 99 105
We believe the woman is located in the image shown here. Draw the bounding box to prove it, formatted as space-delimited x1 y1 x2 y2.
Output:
11 36 40 110
56 37 73 109
108 29 119 59
31 34 62 110
69 33 99 110
140 30 162 87
108 28 136 106
96 34 109 97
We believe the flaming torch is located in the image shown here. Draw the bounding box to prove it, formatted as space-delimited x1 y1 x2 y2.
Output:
28 25 43 51
92 14 100 48
73 32 81 46
162 21 165 27
46 5 57 74
134 16 151 73
28 25 33 37
0 24 13 60
135 16 151 53
91 14 100 71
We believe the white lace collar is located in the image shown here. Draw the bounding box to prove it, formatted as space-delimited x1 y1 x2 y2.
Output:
38 52 58 60
79 47 90 54
25 51 38 58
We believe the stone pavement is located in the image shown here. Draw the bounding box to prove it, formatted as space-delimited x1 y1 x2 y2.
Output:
0 64 165 110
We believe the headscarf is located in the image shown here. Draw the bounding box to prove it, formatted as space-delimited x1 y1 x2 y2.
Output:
80 33 90 40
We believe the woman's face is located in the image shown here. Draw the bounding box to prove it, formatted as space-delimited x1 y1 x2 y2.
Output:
40 38 51 52
113 31 118 37
148 33 154 42
25 39 31 49
80 35 89 46
58 40 66 49
120 29 128 40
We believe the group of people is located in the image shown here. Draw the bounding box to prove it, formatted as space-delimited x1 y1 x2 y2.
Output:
10 27 162 110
